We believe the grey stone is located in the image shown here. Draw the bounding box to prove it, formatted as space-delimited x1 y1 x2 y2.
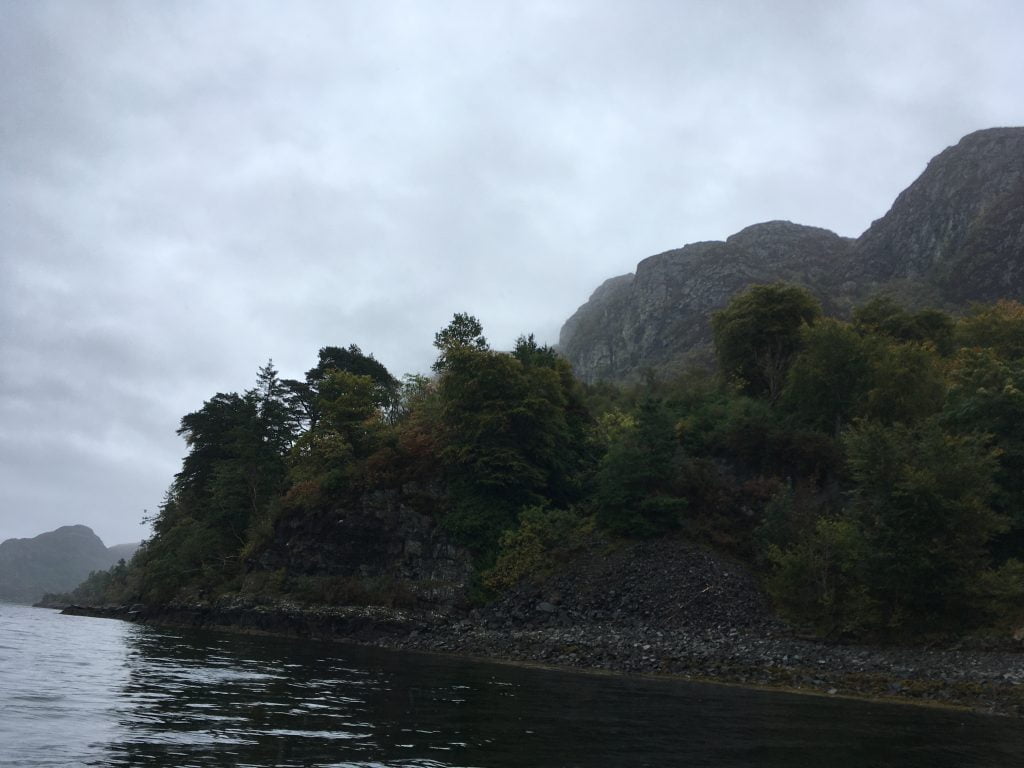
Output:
560 128 1024 383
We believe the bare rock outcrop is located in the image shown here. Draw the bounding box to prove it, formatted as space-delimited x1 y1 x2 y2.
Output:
560 127 1024 383
254 485 473 606
560 222 854 383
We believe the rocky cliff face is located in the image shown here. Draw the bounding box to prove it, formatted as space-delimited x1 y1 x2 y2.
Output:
560 223 855 382
560 127 1024 383
255 485 473 606
851 127 1024 303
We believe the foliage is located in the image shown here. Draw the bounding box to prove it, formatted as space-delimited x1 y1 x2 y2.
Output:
955 300 1024 359
43 558 137 606
484 506 592 591
434 323 593 557
283 344 399 431
593 396 686 537
843 419 1004 632
68 288 1024 644
712 283 822 402
782 318 871 435
432 312 488 372
765 517 874 635
860 340 946 426
853 296 955 354
942 348 1024 558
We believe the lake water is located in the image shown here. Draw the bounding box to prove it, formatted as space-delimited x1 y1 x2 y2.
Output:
2 601 1023 767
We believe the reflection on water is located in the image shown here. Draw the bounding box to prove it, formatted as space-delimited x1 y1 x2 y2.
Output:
1 601 1023 767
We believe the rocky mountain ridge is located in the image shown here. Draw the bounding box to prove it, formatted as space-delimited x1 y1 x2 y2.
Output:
560 127 1024 383
0 525 140 604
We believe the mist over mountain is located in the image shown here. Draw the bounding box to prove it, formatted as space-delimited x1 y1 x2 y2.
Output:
0 525 140 604
560 127 1024 382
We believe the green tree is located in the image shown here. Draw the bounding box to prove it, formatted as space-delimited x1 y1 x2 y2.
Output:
285 370 389 503
860 340 946 426
593 396 685 537
139 363 298 602
844 419 1004 632
782 318 871 436
853 296 955 355
433 320 591 557
943 348 1024 558
175 388 286 540
712 283 822 402
256 360 299 454
284 344 399 431
955 300 1024 359
432 312 488 372
765 516 873 635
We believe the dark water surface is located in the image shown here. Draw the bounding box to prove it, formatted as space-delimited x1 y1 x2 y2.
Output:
2 602 1023 767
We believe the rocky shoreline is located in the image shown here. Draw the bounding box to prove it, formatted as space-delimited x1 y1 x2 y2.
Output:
59 598 1024 717
58 537 1024 718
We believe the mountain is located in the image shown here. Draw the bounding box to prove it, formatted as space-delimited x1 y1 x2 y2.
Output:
559 222 854 382
560 127 1024 383
0 525 139 604
107 541 142 563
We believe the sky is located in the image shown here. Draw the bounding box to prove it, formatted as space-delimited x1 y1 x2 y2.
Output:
2 0 1024 546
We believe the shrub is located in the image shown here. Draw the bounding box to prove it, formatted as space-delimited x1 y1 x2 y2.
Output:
484 506 591 591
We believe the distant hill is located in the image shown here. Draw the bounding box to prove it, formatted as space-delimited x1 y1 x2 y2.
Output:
0 525 140 604
107 541 142 563
560 127 1024 382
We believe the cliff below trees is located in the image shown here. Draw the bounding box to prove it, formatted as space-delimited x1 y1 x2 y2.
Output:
560 127 1024 382
251 484 473 607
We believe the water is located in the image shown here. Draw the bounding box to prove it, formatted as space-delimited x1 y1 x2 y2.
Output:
2 602 1023 767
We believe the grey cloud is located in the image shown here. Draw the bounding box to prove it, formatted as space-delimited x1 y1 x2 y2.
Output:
2 0 1023 544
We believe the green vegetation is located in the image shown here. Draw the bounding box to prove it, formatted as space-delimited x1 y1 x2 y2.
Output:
76 289 1024 643
712 282 822 401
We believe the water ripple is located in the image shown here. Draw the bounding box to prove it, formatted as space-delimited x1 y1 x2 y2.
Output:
3 601 1024 767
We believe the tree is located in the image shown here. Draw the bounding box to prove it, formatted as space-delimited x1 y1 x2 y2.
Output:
782 319 871 436
284 344 399 431
438 349 556 553
593 396 685 537
712 283 822 402
955 300 1024 359
285 369 390 503
175 388 286 542
512 333 559 368
485 505 590 590
853 296 955 355
843 419 1004 632
139 363 299 601
943 348 1024 559
432 312 488 372
256 360 299 454
433 319 591 556
860 340 945 426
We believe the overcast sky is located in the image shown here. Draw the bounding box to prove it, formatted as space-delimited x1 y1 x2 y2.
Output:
2 0 1023 546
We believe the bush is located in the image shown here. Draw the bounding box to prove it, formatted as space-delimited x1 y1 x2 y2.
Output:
484 506 591 591
765 517 875 636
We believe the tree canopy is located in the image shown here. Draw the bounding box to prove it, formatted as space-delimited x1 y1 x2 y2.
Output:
712 283 822 401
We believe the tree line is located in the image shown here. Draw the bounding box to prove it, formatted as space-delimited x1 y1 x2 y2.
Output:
68 290 1024 641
